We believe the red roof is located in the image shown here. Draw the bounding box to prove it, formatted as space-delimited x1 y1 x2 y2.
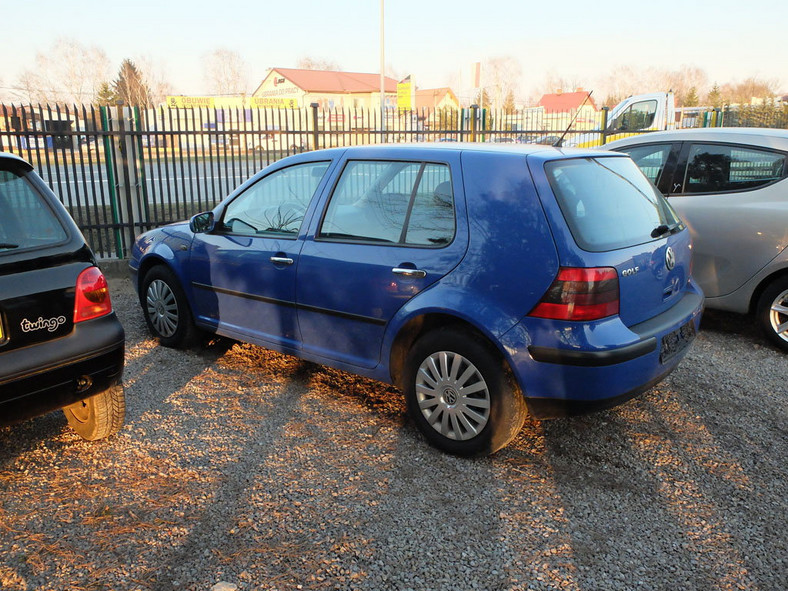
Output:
265 68 398 93
537 91 597 112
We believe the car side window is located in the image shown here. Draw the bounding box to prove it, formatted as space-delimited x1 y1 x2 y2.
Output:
319 160 455 246
0 169 67 251
616 144 672 185
220 161 330 237
683 144 787 194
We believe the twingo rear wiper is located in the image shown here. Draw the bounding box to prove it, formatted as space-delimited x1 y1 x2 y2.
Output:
0 243 19 249
553 90 593 147
650 222 680 239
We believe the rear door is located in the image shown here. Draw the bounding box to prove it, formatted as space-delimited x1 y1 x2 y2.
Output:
296 153 467 368
665 141 788 298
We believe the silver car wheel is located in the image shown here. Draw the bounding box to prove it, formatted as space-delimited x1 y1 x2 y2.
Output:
146 279 179 338
415 351 491 441
768 287 788 344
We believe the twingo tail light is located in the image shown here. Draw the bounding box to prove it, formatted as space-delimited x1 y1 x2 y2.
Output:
529 267 619 321
74 267 113 323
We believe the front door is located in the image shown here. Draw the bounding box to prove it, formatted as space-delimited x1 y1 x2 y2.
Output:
188 161 331 351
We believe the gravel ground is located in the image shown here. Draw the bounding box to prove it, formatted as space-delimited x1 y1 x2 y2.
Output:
1 275 786 591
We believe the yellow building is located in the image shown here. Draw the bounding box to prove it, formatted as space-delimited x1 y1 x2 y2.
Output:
251 67 399 110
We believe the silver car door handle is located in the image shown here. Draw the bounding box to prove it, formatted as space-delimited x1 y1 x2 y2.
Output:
392 267 426 278
270 256 294 265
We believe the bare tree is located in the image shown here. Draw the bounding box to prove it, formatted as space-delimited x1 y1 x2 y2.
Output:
596 65 709 107
135 56 173 106
297 57 342 71
14 38 110 104
483 56 522 110
541 71 589 97
660 65 709 107
721 77 778 105
203 49 249 95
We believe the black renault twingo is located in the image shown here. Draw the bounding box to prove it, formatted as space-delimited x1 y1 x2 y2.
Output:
0 152 125 440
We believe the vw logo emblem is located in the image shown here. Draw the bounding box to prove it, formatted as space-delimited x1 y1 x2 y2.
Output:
665 247 676 271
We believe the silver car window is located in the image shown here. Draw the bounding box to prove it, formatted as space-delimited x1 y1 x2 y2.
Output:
683 144 787 193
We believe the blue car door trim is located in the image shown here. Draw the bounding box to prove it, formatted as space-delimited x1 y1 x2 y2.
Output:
192 282 297 309
193 281 387 326
297 302 388 326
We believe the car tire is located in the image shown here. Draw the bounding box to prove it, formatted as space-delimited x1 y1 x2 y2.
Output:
63 384 125 440
756 276 788 352
403 327 527 456
141 265 199 348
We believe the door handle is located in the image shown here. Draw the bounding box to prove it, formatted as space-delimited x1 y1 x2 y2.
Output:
270 256 294 265
392 267 426 278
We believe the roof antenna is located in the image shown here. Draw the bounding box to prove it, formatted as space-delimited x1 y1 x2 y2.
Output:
554 90 593 147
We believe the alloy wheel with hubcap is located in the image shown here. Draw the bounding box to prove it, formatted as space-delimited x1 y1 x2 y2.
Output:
759 280 788 351
404 327 527 456
140 266 199 348
146 278 179 338
415 351 491 441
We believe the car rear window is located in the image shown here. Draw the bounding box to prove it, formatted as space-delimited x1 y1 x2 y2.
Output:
0 166 68 253
545 156 681 252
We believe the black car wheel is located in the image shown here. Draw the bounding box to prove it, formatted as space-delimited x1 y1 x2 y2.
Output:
141 266 199 348
63 384 125 440
404 327 527 456
757 276 788 352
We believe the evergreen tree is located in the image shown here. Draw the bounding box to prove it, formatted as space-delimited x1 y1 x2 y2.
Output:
707 83 723 109
503 90 516 114
683 86 699 107
112 59 151 107
474 89 492 110
95 82 116 106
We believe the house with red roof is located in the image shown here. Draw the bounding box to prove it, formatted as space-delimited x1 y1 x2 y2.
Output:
251 68 399 110
537 89 599 130
414 88 460 111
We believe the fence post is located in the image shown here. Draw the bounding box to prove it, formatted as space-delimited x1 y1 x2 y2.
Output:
99 106 124 258
470 104 478 143
311 103 320 151
600 106 609 145
115 102 141 257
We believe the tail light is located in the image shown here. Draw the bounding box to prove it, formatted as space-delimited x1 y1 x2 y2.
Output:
529 267 619 321
74 267 112 323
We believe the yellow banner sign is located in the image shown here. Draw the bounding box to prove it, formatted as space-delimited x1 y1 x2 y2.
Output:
397 81 412 110
167 96 216 108
250 97 300 109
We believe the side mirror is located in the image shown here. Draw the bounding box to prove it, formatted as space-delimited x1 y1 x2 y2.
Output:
189 211 215 234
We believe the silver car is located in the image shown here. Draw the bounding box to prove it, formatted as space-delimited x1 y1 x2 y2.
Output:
606 128 788 351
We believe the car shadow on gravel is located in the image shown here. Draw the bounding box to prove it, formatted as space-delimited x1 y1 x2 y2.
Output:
494 325 787 591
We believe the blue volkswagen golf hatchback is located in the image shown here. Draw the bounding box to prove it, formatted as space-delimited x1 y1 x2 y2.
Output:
130 144 703 455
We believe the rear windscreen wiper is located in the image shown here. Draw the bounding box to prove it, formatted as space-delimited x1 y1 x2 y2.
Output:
650 223 680 239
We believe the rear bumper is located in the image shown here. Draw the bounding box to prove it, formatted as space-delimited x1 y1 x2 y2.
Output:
0 314 125 425
506 288 704 418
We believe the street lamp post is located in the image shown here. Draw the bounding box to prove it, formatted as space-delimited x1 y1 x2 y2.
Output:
380 0 386 139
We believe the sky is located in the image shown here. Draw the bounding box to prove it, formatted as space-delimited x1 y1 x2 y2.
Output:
1 0 785 103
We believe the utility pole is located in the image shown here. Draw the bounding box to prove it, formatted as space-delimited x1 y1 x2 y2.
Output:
380 0 386 139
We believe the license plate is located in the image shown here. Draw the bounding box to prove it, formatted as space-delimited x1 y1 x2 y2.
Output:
660 320 696 364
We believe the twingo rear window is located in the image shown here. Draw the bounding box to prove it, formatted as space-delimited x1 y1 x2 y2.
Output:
545 156 681 252
0 166 68 254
